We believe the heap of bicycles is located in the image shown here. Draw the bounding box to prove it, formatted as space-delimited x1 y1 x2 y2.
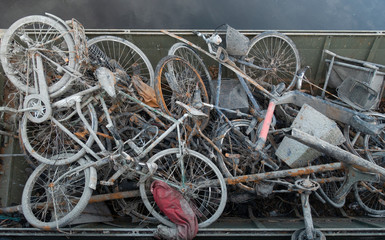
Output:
1 14 385 239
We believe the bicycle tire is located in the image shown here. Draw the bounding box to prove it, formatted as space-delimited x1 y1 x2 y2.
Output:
354 132 385 215
311 156 346 208
215 119 278 193
154 55 210 131
87 36 154 87
139 148 227 228
107 180 159 223
19 102 97 165
168 42 214 103
0 15 76 96
21 158 93 229
245 31 300 89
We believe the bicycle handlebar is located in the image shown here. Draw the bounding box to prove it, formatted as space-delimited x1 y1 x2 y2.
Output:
193 30 222 55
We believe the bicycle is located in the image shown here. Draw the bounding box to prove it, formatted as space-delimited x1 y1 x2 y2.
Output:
0 14 155 165
0 14 161 226
21 94 227 229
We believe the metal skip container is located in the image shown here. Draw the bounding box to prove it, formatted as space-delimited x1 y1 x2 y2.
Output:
276 103 346 168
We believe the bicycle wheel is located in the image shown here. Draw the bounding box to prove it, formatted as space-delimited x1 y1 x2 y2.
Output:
311 155 346 208
87 36 154 87
168 43 214 102
354 130 385 215
245 31 300 88
344 125 366 158
0 15 76 96
21 157 93 229
88 36 154 115
19 102 97 165
215 119 278 193
139 148 227 228
154 55 210 130
106 178 159 223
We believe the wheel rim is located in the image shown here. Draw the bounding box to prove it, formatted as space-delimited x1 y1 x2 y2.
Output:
155 56 210 131
245 32 300 88
354 133 385 214
87 36 154 87
20 103 97 165
22 158 92 229
140 148 227 228
168 43 213 102
0 16 76 95
311 156 346 208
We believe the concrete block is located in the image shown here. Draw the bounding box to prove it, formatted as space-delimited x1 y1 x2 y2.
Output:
276 104 345 168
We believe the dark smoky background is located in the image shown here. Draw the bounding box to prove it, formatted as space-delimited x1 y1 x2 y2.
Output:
0 0 383 30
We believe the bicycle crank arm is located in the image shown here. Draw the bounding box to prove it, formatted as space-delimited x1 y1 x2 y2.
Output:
22 54 52 123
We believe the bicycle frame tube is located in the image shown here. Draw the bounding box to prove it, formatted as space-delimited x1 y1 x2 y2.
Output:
275 90 381 135
51 117 101 161
76 101 106 152
255 100 276 150
197 162 343 188
118 90 177 123
52 85 100 108
236 74 262 115
137 114 189 159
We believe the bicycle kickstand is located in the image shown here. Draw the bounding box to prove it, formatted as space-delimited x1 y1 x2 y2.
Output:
293 178 326 240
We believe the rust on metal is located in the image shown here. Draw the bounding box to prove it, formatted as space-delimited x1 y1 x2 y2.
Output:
225 153 241 159
224 162 343 185
88 190 141 203
74 129 89 140
0 190 141 214
313 176 345 184
41 226 51 231
96 131 113 140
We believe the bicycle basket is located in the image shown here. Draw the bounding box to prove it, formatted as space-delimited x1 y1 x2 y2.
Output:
216 24 249 56
337 77 378 110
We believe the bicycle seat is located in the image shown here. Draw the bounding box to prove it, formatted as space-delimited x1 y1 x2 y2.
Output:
176 101 208 118
95 67 116 98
